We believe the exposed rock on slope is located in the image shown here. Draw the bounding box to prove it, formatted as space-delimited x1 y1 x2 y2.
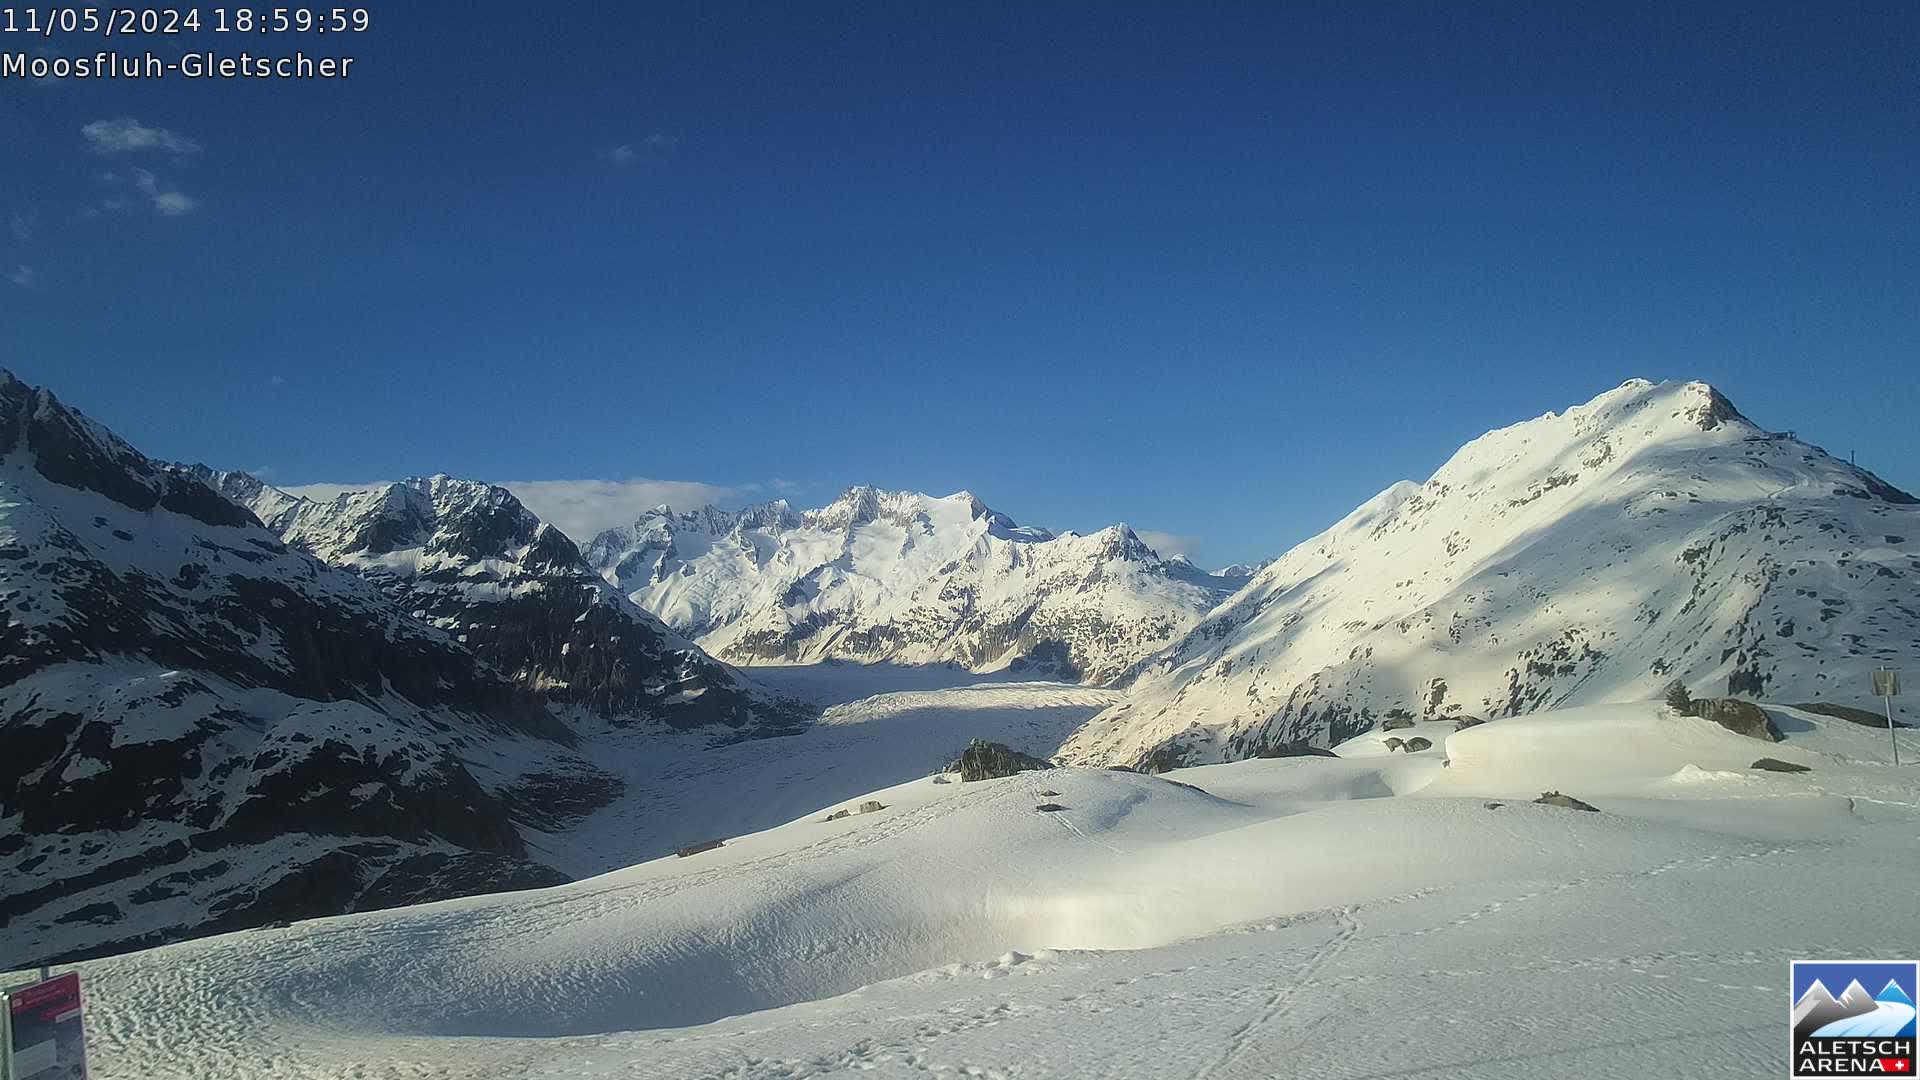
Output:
0 372 589 965
189 470 813 736
584 487 1239 684
1061 380 1919 768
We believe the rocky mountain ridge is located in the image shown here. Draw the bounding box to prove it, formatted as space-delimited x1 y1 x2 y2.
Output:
0 371 601 966
187 469 813 736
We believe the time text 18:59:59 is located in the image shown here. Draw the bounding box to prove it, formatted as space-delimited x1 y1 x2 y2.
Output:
0 8 370 36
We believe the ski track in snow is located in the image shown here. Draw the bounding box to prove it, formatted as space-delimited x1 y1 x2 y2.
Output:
14 688 1920 1080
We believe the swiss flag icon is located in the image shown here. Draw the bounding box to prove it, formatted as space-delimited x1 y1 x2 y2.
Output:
1881 1059 1913 1073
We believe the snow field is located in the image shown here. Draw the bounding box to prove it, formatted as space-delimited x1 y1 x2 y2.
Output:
26 695 1920 1078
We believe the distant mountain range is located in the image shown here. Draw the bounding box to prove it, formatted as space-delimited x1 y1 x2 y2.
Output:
189 468 812 734
583 487 1250 684
1060 380 1919 768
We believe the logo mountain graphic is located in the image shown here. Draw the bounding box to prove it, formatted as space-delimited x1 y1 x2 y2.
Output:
1794 979 1880 1040
1795 977 1920 1040
1793 962 1919 1078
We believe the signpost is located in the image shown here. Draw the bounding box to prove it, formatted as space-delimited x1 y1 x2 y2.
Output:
0 971 87 1080
1873 669 1902 767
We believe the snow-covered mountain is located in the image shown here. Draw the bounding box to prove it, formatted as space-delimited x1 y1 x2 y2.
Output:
583 486 1241 684
183 469 813 736
0 371 608 966
1061 379 1920 768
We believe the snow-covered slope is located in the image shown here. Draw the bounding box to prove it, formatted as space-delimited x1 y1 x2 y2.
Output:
39 698 1920 1078
184 470 814 736
584 486 1238 684
0 372 601 966
1062 379 1919 768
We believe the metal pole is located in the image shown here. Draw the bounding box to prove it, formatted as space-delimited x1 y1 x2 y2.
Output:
1889 694 1902 768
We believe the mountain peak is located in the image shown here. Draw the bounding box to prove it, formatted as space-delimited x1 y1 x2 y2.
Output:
0 374 255 529
1060 377 1920 768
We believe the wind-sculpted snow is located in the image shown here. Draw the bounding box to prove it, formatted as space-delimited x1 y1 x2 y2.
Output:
35 699 1920 1079
584 486 1240 684
1060 379 1920 768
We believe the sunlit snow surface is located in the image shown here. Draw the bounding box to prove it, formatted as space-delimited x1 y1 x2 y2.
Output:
23 693 1920 1080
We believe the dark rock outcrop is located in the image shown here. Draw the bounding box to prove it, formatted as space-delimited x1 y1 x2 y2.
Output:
1534 791 1600 812
1688 698 1784 742
1255 741 1338 758
950 739 1052 782
1750 757 1811 773
1790 702 1913 729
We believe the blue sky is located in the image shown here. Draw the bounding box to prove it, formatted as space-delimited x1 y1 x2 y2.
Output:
2 2 1916 566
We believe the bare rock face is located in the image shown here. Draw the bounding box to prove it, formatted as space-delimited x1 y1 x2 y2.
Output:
1751 757 1811 773
1061 379 1918 768
1689 698 1784 742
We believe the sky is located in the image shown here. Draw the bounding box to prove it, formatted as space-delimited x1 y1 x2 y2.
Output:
2 2 1917 567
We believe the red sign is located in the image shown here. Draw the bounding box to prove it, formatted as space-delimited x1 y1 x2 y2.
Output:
4 971 88 1080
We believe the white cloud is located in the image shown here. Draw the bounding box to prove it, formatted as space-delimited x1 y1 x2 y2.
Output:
6 265 36 288
497 478 750 541
82 117 200 155
268 375 288 387
1136 529 1197 558
80 195 133 219
151 191 197 216
131 168 197 216
607 134 675 166
279 477 752 544
277 481 390 503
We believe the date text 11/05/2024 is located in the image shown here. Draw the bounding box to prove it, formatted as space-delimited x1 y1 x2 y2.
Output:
4 49 353 78
2 7 370 34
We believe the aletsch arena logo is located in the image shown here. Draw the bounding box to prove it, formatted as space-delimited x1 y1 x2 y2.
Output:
1792 961 1917 1077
